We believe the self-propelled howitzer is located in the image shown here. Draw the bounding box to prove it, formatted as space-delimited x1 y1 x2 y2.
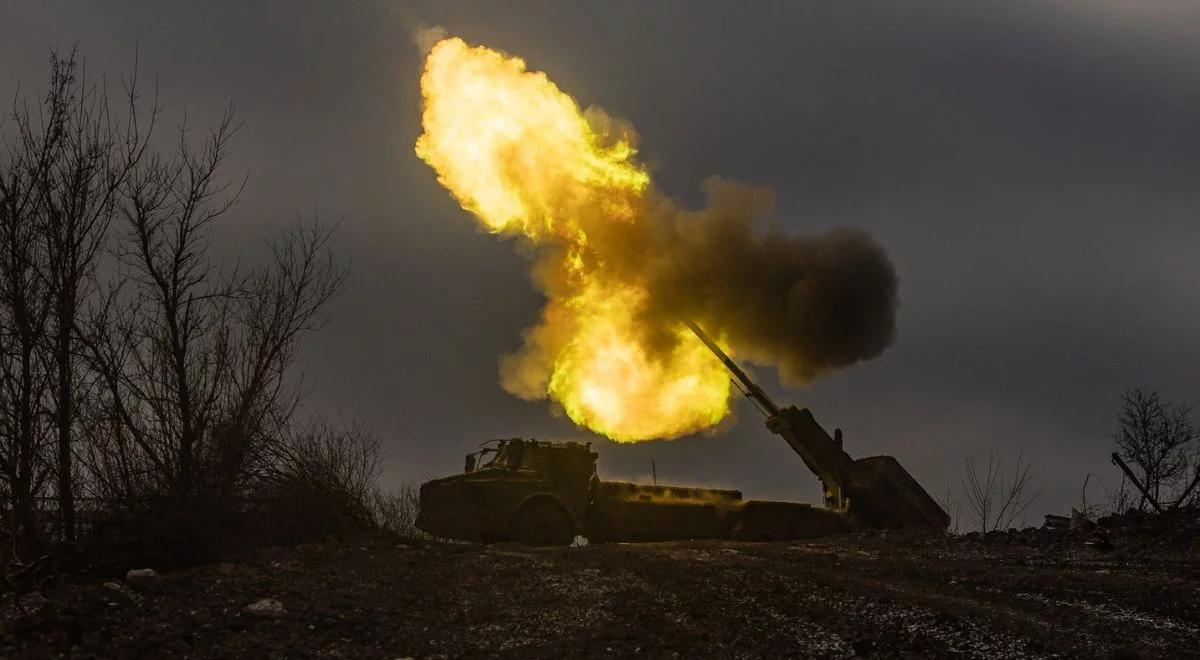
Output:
415 328 947 546
686 321 948 530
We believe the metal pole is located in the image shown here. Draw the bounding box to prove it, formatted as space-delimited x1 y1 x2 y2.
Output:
1110 452 1165 514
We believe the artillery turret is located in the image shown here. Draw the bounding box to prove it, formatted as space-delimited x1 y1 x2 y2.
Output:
686 321 948 530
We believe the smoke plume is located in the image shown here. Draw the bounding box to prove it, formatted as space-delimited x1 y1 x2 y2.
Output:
416 37 897 440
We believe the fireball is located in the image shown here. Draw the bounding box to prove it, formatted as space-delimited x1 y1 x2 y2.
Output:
415 37 732 441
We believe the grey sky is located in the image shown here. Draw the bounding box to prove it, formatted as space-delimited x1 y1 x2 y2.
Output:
3 1 1198 519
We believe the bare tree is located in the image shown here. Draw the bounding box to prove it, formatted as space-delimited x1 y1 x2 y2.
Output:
255 414 382 531
79 106 347 510
961 448 1040 533
371 481 424 538
0 53 73 541
937 486 961 534
1106 473 1135 515
213 220 348 501
35 49 155 542
1114 388 1198 509
1 48 350 550
1171 453 1200 510
0 48 157 544
78 108 242 504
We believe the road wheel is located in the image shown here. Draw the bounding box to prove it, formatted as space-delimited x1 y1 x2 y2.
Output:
511 499 574 546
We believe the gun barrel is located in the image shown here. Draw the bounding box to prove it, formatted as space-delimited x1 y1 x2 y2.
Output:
685 320 781 417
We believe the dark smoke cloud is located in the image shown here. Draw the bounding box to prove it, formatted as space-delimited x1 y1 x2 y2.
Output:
538 173 900 386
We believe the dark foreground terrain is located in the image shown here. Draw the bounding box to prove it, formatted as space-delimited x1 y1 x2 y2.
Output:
3 522 1198 658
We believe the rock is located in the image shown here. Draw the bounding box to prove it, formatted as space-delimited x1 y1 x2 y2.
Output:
269 560 304 573
1085 532 1115 553
126 568 160 589
103 581 143 605
243 598 286 619
18 591 49 614
571 535 589 547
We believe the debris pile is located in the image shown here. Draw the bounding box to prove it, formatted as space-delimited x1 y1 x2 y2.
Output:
957 508 1200 555
1090 508 1200 554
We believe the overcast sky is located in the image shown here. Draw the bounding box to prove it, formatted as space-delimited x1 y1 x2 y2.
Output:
3 1 1199 521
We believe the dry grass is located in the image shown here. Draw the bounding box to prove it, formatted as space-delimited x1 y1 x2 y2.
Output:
370 481 424 539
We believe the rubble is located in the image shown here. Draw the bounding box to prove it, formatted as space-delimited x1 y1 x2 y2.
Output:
960 508 1200 555
242 598 286 619
1043 514 1068 529
17 592 49 615
125 568 160 589
102 581 142 605
1069 508 1095 531
1084 532 1114 553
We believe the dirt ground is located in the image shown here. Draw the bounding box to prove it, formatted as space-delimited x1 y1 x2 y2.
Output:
2 528 1198 659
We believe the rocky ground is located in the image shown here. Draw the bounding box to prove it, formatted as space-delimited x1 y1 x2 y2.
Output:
2 514 1198 658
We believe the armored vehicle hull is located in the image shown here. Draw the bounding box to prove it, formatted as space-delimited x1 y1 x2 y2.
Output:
417 439 859 545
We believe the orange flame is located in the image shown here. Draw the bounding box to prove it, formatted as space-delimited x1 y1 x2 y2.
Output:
416 37 731 441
